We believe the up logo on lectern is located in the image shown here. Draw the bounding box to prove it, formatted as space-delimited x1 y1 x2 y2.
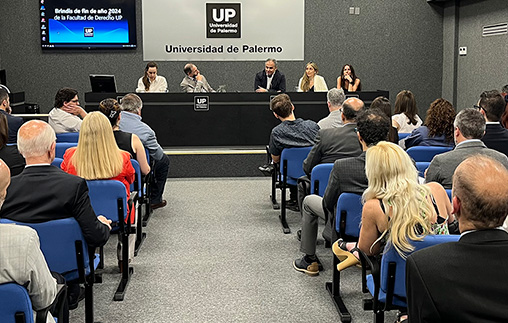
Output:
206 3 241 38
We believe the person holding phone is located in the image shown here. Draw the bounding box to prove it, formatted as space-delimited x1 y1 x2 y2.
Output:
136 61 168 93
180 63 215 93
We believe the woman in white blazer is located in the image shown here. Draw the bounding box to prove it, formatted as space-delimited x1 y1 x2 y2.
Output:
297 62 328 92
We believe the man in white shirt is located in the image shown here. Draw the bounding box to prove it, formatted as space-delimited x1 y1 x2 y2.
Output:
48 88 87 133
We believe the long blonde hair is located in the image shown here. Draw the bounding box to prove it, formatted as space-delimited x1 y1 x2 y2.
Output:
300 62 318 92
363 141 433 256
71 112 123 179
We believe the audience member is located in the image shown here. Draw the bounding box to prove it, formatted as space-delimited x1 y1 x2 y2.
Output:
0 87 23 143
48 88 87 133
293 109 389 275
317 88 346 129
336 64 361 92
99 98 150 175
403 98 455 149
119 93 170 209
425 108 508 189
392 90 422 133
369 96 398 143
0 159 64 323
0 114 25 175
406 155 508 322
477 90 508 156
500 84 508 128
61 112 135 268
254 58 286 93
136 61 168 93
0 120 111 309
267 94 319 209
180 63 215 93
297 62 328 92
332 142 453 273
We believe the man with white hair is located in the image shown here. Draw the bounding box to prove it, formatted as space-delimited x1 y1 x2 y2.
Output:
317 88 346 129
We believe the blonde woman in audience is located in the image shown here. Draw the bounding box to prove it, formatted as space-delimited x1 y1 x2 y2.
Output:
98 98 150 175
297 62 328 92
392 90 422 133
61 112 135 269
333 142 454 271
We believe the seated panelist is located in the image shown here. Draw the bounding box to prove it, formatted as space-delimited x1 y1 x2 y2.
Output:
254 58 286 93
136 61 168 93
336 64 361 92
297 62 328 92
180 63 215 93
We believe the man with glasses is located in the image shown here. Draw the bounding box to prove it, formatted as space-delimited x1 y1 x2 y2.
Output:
48 87 87 133
254 58 286 93
476 90 508 156
425 108 508 189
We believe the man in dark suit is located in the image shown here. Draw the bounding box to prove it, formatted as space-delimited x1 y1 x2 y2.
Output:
254 58 286 93
293 109 390 275
425 108 508 189
296 97 364 215
0 87 23 144
406 155 508 322
478 89 508 156
0 120 111 248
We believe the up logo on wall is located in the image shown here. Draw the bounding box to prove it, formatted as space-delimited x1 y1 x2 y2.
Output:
206 3 241 38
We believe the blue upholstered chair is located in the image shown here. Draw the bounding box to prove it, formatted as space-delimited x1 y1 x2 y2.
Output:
272 146 312 233
56 132 79 143
360 235 460 322
86 179 132 301
54 143 77 159
398 133 410 141
415 161 430 178
0 282 42 323
445 189 452 201
310 163 334 197
406 146 452 163
130 159 146 256
51 158 63 168
0 218 97 323
326 192 363 322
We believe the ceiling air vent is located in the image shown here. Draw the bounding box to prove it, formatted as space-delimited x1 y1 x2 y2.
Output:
482 23 508 37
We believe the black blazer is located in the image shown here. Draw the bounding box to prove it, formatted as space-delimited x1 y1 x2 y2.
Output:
482 123 508 156
0 109 23 144
254 70 286 92
0 145 25 176
406 229 508 323
303 123 362 176
0 165 110 248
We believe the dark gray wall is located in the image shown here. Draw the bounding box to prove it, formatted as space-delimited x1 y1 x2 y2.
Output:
442 0 508 110
0 0 444 117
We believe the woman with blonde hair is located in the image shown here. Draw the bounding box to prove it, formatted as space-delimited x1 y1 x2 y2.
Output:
297 62 328 92
333 141 454 271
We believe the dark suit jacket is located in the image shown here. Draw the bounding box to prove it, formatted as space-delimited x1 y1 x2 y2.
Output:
254 70 286 92
303 123 362 176
406 229 508 323
0 109 23 144
0 145 25 176
425 140 508 189
322 152 367 216
482 123 508 156
0 165 110 248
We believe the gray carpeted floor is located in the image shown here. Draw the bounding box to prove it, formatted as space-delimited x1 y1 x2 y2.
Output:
70 177 397 322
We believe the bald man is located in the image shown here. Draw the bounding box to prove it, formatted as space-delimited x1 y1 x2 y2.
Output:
0 159 61 322
0 120 111 248
180 63 215 93
407 155 508 322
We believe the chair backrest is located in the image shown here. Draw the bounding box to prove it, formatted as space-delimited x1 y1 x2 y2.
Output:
0 218 90 277
56 132 79 143
406 146 452 162
55 143 77 159
380 235 460 298
398 133 410 141
415 161 430 178
310 163 334 197
335 192 363 239
445 189 452 201
0 283 34 323
51 158 63 168
87 180 127 224
279 146 312 186
130 159 142 193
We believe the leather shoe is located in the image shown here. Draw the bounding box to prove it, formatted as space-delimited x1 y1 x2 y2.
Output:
258 164 274 176
68 286 85 310
151 200 167 210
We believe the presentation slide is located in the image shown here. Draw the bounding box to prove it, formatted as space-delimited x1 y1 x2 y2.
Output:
40 0 136 49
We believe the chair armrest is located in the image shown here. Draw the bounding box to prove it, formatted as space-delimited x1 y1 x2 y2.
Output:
357 248 380 294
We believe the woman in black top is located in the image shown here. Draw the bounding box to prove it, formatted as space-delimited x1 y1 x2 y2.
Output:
0 114 25 175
